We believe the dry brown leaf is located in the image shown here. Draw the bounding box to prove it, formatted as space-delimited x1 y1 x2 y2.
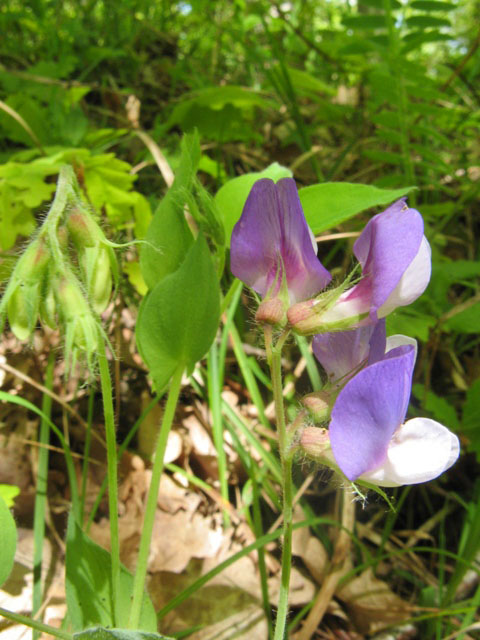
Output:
337 568 412 634
150 565 267 640
149 509 224 573
292 505 328 584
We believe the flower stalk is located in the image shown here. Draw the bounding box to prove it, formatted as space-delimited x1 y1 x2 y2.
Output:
266 328 294 640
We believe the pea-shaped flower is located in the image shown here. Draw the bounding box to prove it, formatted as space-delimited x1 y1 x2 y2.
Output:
312 319 417 386
328 345 459 486
230 178 331 305
288 199 432 334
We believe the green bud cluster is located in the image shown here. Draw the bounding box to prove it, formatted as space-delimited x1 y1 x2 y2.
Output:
0 165 118 374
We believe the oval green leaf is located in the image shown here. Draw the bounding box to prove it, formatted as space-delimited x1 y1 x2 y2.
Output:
298 182 416 234
136 234 220 390
0 494 17 587
66 514 157 632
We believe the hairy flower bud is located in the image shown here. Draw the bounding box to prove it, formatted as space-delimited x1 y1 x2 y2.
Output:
299 427 335 466
2 238 50 340
80 246 113 314
301 391 331 422
39 283 58 330
255 297 286 326
7 283 41 341
14 238 50 283
57 277 99 354
66 208 105 249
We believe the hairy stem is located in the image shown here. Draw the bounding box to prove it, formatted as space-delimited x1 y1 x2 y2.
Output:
97 337 121 627
267 330 294 640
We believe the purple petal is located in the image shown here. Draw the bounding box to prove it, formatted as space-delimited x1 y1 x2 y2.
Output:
353 199 425 319
329 345 416 480
312 319 386 384
367 319 387 365
230 178 331 303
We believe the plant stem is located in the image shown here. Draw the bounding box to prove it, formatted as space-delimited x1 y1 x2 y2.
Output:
128 364 184 629
267 331 294 640
0 607 72 640
40 166 74 269
97 336 120 627
32 355 54 640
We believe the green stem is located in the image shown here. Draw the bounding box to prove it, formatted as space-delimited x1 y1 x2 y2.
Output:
268 332 294 640
0 607 72 640
128 364 185 629
39 166 75 270
97 336 120 627
32 355 54 639
207 341 230 527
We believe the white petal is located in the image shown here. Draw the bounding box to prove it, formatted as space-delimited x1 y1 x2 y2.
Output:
378 236 432 317
386 334 418 363
315 288 371 324
360 417 460 487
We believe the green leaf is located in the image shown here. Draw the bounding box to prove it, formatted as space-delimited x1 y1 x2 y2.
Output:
140 134 201 290
214 163 292 246
136 234 220 390
430 260 480 305
463 379 480 431
444 303 480 335
123 262 148 296
74 628 173 640
402 30 452 48
412 384 459 430
140 193 194 291
410 0 457 10
298 182 416 234
0 493 17 587
362 150 405 166
462 380 480 462
359 0 401 7
0 484 20 508
386 310 435 341
66 514 157 632
406 15 451 28
342 15 387 29
282 67 336 96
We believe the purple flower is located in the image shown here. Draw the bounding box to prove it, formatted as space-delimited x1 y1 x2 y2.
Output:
288 199 431 334
328 345 459 486
230 178 331 304
312 320 387 385
312 320 419 385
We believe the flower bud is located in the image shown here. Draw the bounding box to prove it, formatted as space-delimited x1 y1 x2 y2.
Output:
301 391 331 422
287 287 366 336
80 246 113 314
300 427 334 465
255 297 286 326
7 282 41 340
66 208 104 249
39 284 58 329
13 238 50 284
57 276 99 353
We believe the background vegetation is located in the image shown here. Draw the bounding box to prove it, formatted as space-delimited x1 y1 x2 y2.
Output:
0 0 479 638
